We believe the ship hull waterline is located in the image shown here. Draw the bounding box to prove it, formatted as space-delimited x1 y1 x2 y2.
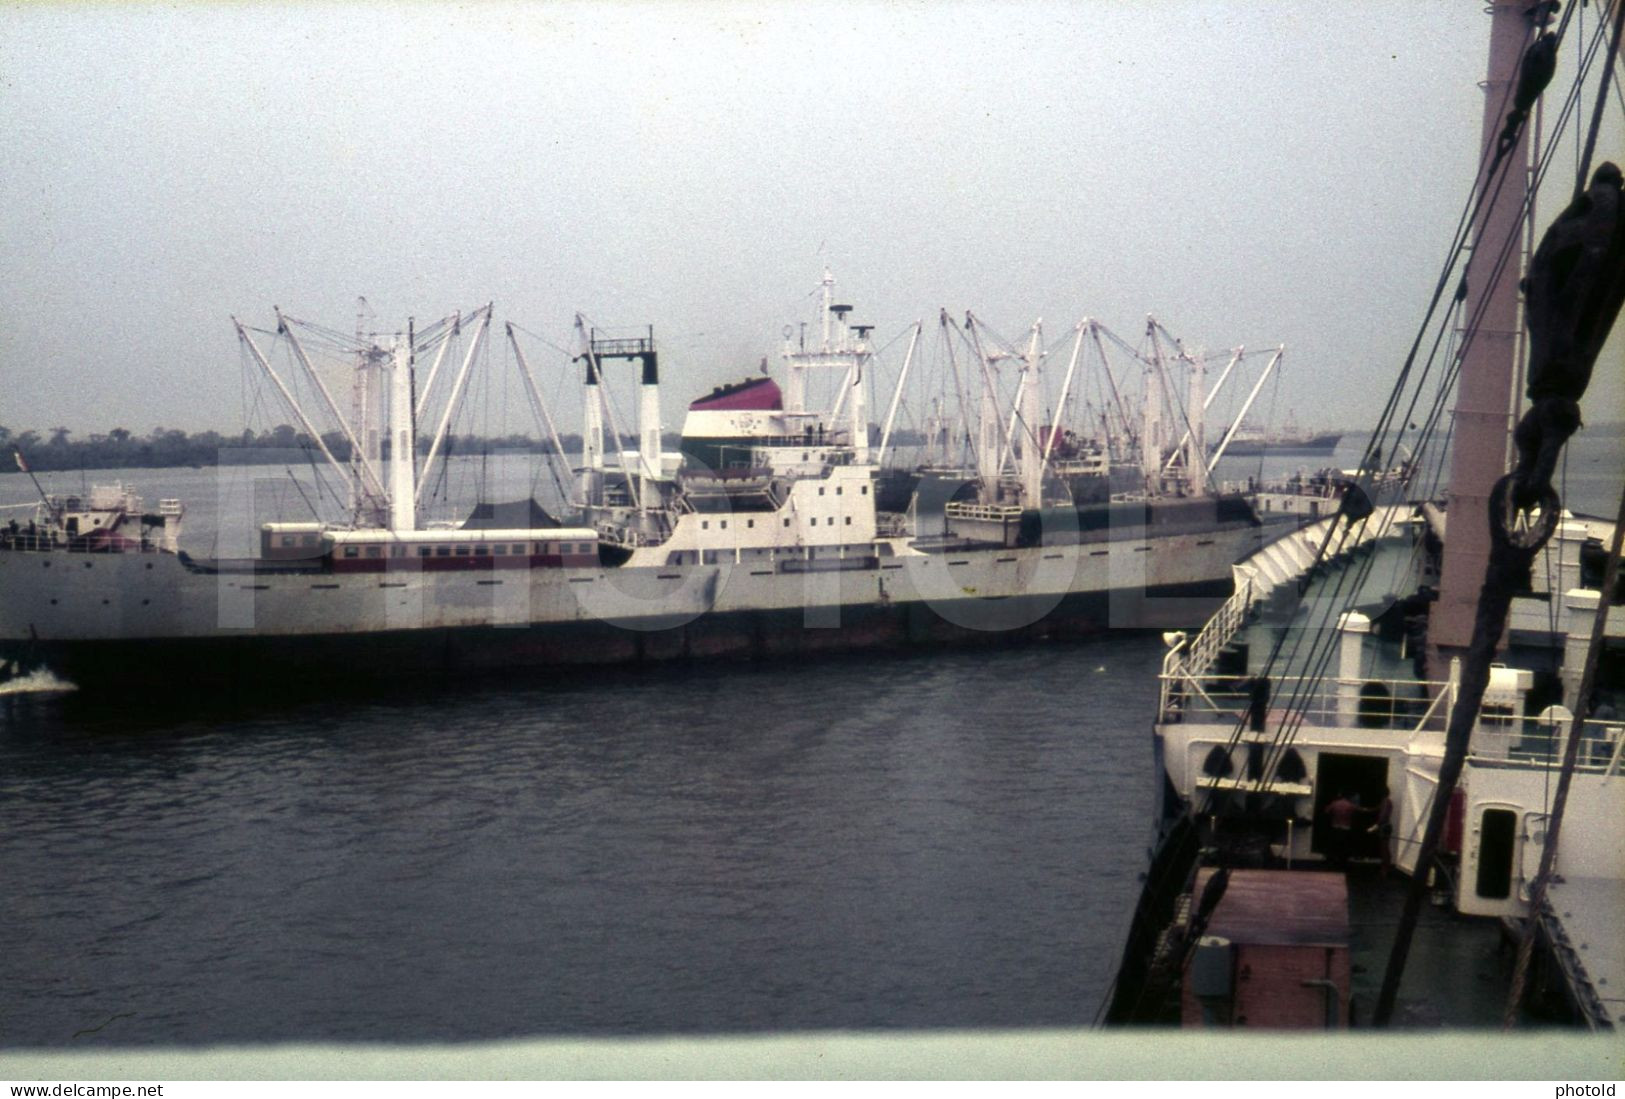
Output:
0 527 1257 692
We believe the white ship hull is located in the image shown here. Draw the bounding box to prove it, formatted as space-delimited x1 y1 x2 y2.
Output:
0 521 1260 691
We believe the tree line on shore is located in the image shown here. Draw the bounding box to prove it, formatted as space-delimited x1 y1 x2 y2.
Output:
3 424 582 473
3 424 934 473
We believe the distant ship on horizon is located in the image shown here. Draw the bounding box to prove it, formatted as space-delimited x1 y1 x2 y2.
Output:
1214 411 1341 456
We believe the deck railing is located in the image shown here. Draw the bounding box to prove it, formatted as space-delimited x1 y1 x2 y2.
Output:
1159 671 1453 735
1160 670 1624 775
1158 567 1258 718
1469 719 1625 776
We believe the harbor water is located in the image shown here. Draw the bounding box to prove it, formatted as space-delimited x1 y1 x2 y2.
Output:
0 427 1618 1047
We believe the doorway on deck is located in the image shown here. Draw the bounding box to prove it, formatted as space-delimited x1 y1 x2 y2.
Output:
1310 752 1390 858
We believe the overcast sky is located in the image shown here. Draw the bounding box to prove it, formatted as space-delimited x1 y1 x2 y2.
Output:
2 1 1620 440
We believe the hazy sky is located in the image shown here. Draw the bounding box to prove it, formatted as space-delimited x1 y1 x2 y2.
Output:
2 1 1620 439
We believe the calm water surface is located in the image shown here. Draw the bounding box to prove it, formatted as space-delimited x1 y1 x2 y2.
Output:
0 425 1616 1048
0 638 1163 1048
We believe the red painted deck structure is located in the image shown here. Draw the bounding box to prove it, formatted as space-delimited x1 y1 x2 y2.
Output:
1182 869 1351 1029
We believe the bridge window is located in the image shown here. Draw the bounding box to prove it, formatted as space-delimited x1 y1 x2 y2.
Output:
342 546 359 559
436 546 451 557
474 545 489 556
418 547 432 558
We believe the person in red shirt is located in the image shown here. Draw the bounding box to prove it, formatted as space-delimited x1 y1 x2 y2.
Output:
1324 792 1359 868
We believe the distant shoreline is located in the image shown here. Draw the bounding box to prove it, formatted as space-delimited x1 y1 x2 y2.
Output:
4 421 1616 475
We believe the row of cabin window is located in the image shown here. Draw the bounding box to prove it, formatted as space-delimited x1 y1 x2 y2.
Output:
668 544 885 566
339 542 593 560
815 485 866 496
699 517 853 531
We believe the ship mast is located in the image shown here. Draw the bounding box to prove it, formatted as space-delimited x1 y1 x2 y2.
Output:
780 269 873 461
388 326 417 532
1018 321 1044 504
1139 317 1164 492
1428 0 1537 659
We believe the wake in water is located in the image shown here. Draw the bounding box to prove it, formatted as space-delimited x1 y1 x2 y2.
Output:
0 666 77 695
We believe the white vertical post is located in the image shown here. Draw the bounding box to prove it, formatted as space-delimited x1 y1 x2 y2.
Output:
389 333 417 532
1187 350 1208 495
1141 318 1163 489
576 315 605 505
639 342 662 510
849 343 870 465
1042 321 1087 468
582 359 604 504
966 316 1002 504
1338 611 1370 722
820 268 833 350
1019 320 1043 504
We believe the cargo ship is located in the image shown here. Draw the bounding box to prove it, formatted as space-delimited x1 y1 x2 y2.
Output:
0 277 1275 692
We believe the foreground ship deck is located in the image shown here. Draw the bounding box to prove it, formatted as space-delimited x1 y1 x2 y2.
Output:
1108 504 1625 1029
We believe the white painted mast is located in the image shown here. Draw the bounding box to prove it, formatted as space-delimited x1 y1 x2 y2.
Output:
1185 348 1209 495
575 314 604 506
1089 322 1134 461
781 270 877 463
416 305 493 509
637 342 662 510
964 314 1003 503
847 320 870 464
1206 345 1285 470
1140 317 1164 490
1041 321 1089 468
1018 320 1044 504
388 327 417 532
414 316 460 421
275 307 390 523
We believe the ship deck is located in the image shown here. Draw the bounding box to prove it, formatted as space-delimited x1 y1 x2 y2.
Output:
1346 870 1521 1028
1539 875 1625 1029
